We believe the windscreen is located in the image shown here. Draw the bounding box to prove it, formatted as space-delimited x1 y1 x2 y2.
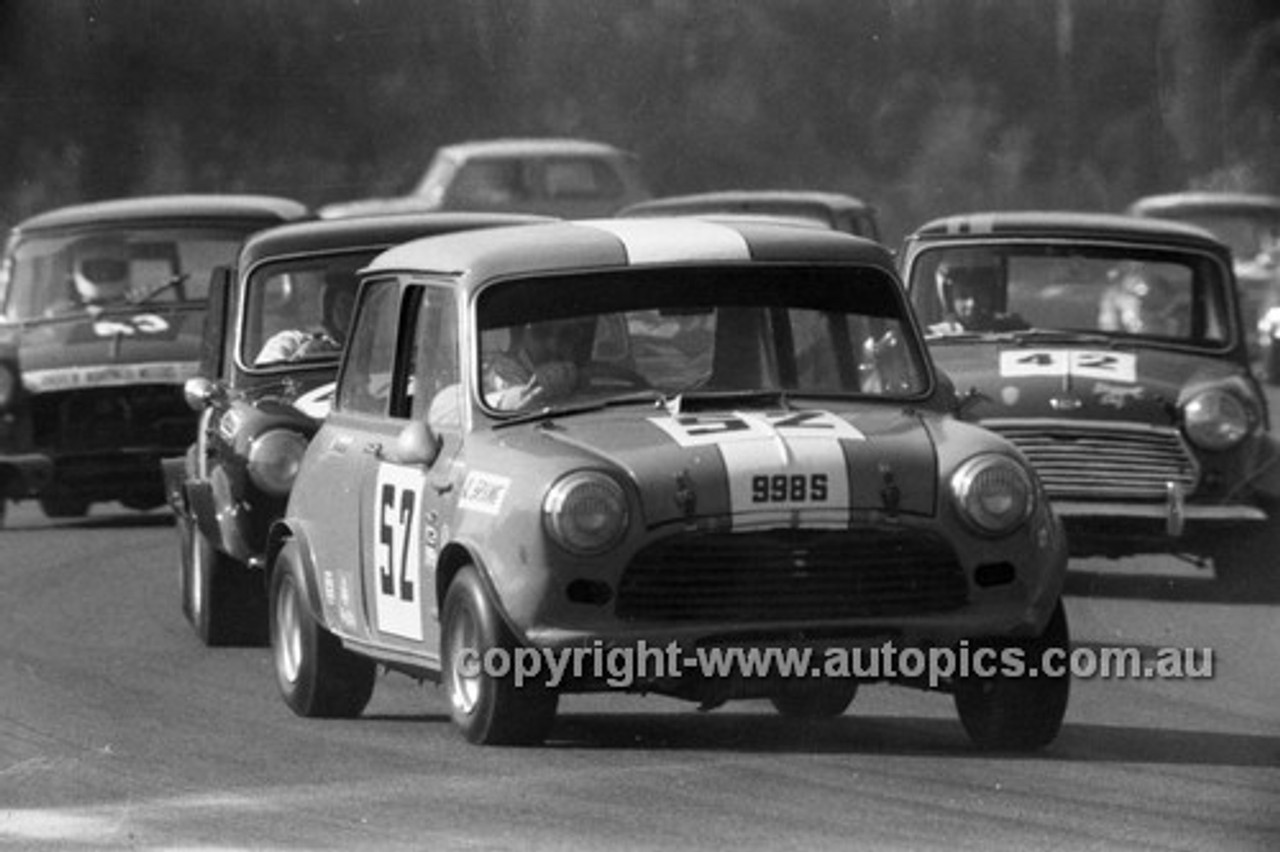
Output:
907 244 1232 347
3 226 253 321
475 264 927 413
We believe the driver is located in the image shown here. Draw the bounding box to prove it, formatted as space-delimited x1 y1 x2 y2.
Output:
482 317 592 410
69 235 133 308
930 259 1027 333
255 271 357 365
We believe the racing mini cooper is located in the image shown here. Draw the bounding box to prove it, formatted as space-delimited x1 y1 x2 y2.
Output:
268 218 1069 749
0 194 308 527
899 211 1280 584
163 212 550 646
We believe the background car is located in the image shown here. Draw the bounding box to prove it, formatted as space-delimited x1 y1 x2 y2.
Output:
899 210 1280 585
163 211 550 646
0 194 308 528
319 137 651 220
266 217 1069 750
618 189 880 240
1127 191 1280 378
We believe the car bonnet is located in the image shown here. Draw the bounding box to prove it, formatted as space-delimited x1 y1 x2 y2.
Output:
525 403 937 529
15 304 202 392
932 338 1244 424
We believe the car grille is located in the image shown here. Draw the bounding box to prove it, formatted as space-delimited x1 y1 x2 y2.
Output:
615 528 968 622
31 385 195 454
984 420 1198 500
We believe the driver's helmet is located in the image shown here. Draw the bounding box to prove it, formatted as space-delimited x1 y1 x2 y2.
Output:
935 257 1001 324
70 235 131 305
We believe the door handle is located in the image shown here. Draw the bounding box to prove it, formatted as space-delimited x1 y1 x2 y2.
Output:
362 441 383 458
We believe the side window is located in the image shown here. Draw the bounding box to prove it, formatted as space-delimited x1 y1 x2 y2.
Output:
409 287 462 428
337 279 400 415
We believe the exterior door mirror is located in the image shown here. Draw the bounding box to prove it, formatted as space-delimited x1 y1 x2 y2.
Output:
390 419 442 467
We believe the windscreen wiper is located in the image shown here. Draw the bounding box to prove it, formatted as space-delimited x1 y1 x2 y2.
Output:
130 273 190 305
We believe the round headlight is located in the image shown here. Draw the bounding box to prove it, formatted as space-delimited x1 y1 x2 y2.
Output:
246 429 309 496
1183 389 1252 451
951 454 1034 536
0 363 15 409
543 471 629 555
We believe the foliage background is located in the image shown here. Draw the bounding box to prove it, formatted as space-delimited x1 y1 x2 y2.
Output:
1 0 1277 244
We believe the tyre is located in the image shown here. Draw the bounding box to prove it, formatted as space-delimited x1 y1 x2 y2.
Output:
186 521 267 647
269 540 376 718
441 566 558 745
39 495 90 519
1266 341 1280 386
953 599 1071 751
770 680 858 719
1209 514 1280 590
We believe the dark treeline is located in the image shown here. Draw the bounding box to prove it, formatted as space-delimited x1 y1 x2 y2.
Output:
1 0 1277 242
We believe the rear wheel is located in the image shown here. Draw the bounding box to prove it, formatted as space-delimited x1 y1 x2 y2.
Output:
441 566 558 745
953 600 1071 751
269 540 375 718
186 521 267 647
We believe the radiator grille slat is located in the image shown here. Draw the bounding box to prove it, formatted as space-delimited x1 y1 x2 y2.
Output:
616 528 968 622
986 421 1197 500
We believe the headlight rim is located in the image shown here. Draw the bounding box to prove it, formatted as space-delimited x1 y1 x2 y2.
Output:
950 452 1036 538
1181 387 1254 452
246 428 309 496
542 470 630 556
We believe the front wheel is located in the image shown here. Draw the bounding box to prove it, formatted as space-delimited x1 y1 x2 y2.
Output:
185 519 267 647
953 600 1071 751
441 566 558 745
269 540 376 718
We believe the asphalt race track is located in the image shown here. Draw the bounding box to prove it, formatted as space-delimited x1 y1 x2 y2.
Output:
2 397 1279 850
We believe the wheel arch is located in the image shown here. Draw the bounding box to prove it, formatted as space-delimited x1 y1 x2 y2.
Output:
434 541 524 642
265 519 326 623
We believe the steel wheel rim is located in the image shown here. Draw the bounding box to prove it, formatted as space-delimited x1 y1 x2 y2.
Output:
274 576 302 685
447 604 481 715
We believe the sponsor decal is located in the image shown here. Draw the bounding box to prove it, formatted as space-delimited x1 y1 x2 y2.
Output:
650 410 863 528
458 471 512 516
999 350 1136 382
66 313 182 344
22 360 199 392
1094 381 1146 409
294 382 336 419
338 574 357 631
218 410 242 442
